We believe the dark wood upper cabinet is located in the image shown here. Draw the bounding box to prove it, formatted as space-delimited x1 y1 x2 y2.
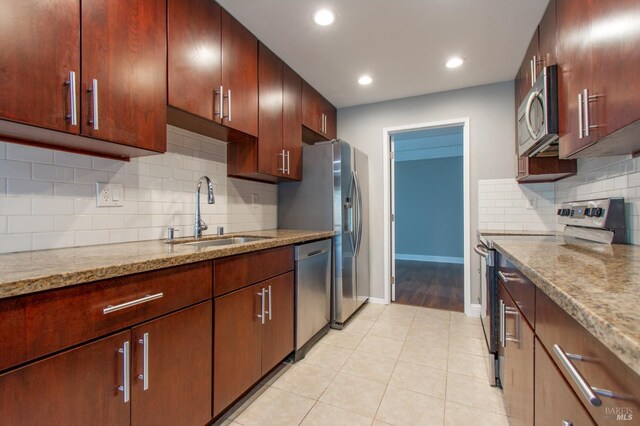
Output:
220 9 258 137
81 0 166 152
515 28 540 107
0 0 80 134
167 0 222 122
0 331 131 425
131 302 212 426
302 80 337 142
538 0 557 73
558 0 640 158
283 64 303 180
257 43 285 177
0 0 166 158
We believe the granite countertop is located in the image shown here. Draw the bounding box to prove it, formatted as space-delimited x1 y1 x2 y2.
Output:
0 229 334 300
489 236 640 376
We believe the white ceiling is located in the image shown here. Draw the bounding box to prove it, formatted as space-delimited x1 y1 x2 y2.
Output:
218 0 550 108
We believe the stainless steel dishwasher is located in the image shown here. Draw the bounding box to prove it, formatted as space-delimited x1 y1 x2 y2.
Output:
294 238 332 361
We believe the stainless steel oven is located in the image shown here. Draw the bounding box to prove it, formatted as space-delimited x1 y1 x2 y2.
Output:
517 64 559 157
474 240 499 387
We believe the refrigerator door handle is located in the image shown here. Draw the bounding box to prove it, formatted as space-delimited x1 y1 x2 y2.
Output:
353 170 363 256
347 171 357 253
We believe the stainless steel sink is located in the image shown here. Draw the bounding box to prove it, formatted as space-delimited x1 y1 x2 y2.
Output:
183 236 269 248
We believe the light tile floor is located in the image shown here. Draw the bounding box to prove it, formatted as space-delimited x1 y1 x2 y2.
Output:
218 303 508 426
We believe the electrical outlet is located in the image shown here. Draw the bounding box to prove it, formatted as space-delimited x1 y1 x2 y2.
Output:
251 193 259 208
96 182 124 207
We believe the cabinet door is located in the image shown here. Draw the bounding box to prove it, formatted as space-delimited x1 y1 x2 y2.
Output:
221 9 258 137
500 284 534 426
516 28 539 107
81 0 166 152
283 64 303 180
167 0 221 121
0 331 130 425
322 99 338 140
261 272 295 374
557 0 593 158
538 0 557 71
131 302 212 426
589 0 640 141
535 338 596 426
214 283 263 416
258 43 284 176
0 0 80 133
302 80 323 135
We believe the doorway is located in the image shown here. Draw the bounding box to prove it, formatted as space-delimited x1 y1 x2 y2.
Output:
383 118 474 315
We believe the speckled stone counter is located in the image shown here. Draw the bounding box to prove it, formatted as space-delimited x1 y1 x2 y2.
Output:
0 229 333 300
490 238 640 376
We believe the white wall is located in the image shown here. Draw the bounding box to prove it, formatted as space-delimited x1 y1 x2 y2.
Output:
338 81 516 301
0 126 277 253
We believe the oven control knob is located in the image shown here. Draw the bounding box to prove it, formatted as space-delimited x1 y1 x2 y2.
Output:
593 208 603 217
585 208 592 217
570 209 575 217
557 209 562 216
561 209 570 216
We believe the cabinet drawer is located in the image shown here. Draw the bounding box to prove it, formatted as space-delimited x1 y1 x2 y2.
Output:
498 257 535 328
0 261 212 371
214 246 294 296
536 288 640 424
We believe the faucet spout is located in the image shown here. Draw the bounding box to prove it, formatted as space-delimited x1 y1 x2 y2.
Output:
194 176 215 239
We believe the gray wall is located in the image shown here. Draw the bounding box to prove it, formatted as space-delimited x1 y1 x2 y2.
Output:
395 156 463 258
338 81 516 302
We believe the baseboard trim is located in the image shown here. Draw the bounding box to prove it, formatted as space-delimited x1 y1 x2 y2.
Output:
367 297 387 305
465 303 482 317
395 254 464 264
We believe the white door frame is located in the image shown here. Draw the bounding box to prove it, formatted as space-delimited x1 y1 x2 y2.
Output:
382 118 480 317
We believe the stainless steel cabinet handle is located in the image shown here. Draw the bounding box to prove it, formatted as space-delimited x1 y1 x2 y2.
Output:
66 71 78 126
498 271 509 283
553 344 602 407
267 285 272 321
583 89 600 137
224 89 231 122
530 58 535 86
103 293 164 314
118 341 130 403
500 300 506 347
88 78 99 130
138 332 149 391
504 306 520 345
562 421 573 426
286 150 290 175
278 150 285 172
215 85 223 119
258 288 265 324
578 92 583 139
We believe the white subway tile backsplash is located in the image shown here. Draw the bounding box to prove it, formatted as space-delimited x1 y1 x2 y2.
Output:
0 159 31 179
7 179 54 197
0 126 277 253
33 232 75 251
7 144 53 164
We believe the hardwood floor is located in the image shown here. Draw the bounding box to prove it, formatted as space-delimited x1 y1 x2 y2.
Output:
394 260 464 312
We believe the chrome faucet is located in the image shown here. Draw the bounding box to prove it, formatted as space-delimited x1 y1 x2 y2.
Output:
194 176 215 239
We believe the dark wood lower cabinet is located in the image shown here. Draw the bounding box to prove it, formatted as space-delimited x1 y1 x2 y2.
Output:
500 282 534 426
535 338 595 426
261 272 294 375
131 301 212 426
0 330 131 425
213 282 263 417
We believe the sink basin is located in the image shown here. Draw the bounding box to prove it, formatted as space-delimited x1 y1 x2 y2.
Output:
184 236 269 248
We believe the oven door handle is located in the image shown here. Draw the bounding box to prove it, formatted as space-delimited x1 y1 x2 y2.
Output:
474 243 490 259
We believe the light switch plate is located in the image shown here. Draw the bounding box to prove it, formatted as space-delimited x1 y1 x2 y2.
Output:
96 182 124 207
526 198 537 210
251 193 259 208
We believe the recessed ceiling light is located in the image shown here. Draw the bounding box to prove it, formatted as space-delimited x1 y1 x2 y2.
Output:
313 9 336 26
446 57 465 69
358 75 373 85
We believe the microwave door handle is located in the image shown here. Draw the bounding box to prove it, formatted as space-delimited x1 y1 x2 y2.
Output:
525 90 542 141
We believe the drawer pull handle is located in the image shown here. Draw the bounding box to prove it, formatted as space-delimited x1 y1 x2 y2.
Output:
553 344 602 407
257 288 266 324
267 285 272 321
138 332 149 391
498 271 509 282
103 293 164 314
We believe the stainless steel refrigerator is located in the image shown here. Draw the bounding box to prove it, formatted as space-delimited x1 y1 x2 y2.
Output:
279 139 370 329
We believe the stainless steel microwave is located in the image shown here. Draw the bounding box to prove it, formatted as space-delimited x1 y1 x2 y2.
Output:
517 64 559 157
